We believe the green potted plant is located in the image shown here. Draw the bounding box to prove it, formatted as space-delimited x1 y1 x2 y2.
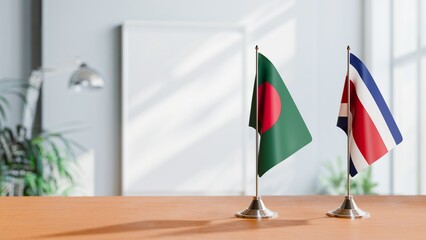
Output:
0 79 81 196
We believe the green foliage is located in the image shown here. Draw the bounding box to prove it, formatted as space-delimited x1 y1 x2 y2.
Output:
0 126 82 196
0 78 81 196
319 156 378 195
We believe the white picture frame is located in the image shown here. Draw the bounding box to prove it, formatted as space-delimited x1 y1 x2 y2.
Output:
121 21 248 195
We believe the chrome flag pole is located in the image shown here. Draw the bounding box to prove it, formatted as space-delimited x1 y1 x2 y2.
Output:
327 46 370 219
236 45 277 219
256 44 260 199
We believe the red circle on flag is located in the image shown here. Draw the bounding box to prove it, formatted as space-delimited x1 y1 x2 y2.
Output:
258 82 282 134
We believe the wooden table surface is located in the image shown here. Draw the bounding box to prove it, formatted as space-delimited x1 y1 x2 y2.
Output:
1 196 425 239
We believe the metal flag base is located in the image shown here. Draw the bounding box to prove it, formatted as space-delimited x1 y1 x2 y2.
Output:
327 195 370 219
236 196 278 219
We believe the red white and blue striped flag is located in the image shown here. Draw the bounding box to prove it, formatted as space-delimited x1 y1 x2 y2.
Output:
337 53 403 177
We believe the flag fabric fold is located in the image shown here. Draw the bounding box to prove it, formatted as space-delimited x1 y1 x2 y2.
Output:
337 53 403 177
249 53 312 177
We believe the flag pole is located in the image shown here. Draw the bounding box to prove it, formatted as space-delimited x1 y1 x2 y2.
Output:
326 46 369 219
255 45 259 198
346 45 351 198
236 45 277 219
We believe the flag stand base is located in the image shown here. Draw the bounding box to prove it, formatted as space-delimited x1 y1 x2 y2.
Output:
327 195 370 219
236 196 278 219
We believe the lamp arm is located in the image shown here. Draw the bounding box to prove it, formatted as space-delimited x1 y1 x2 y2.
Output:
34 59 82 76
21 72 43 137
21 60 82 137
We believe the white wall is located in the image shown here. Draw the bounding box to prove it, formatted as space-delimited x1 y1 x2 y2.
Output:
316 0 364 191
42 0 363 195
365 0 426 195
0 0 32 127
364 0 393 194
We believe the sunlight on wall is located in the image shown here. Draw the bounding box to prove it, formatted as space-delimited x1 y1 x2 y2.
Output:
241 0 294 30
117 0 366 196
124 24 245 195
393 62 418 194
393 0 417 58
42 0 364 196
173 30 244 79
123 1 298 195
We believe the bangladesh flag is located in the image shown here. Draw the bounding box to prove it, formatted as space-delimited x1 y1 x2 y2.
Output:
249 53 312 177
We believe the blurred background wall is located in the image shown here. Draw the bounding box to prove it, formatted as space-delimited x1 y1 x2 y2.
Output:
40 0 362 196
2 0 423 196
0 0 32 127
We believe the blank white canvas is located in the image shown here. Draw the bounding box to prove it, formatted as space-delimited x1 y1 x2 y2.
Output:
122 21 247 195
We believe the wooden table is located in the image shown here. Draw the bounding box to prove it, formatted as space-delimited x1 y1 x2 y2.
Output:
1 196 425 239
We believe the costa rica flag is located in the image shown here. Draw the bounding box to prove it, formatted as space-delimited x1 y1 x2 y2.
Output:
337 53 403 177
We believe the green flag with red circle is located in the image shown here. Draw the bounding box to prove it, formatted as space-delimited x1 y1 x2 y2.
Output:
249 53 312 177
